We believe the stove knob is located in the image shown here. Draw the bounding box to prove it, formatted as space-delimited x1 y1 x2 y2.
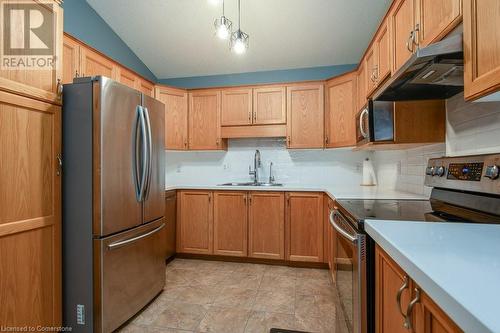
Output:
485 165 499 180
436 166 446 177
426 166 435 176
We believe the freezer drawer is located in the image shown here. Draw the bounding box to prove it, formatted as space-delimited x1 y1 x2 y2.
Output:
94 218 166 333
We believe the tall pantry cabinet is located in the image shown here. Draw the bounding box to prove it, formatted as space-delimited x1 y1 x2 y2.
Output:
0 0 63 328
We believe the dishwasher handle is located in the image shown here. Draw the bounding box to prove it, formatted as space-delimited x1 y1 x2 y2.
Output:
330 209 358 243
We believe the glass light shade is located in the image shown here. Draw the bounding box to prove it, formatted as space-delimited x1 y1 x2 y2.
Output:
214 16 232 40
230 30 249 54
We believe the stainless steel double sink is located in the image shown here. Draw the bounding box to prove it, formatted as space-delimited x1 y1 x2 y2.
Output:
218 182 283 187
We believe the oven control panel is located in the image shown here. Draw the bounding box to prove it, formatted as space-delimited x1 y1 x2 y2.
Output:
447 162 484 181
425 154 500 195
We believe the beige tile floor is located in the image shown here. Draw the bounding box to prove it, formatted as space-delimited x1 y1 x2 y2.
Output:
116 259 346 333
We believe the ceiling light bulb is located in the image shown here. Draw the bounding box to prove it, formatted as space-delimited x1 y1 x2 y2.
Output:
232 38 246 54
214 16 232 40
230 30 249 54
216 25 230 40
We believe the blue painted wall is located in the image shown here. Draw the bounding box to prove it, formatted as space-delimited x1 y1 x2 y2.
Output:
158 64 357 89
62 0 156 82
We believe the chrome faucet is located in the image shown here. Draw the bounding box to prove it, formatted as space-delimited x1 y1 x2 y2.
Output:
249 150 261 183
269 162 275 184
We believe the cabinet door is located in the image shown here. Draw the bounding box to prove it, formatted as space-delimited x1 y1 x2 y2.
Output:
0 91 61 327
414 290 462 333
325 72 357 148
80 46 117 79
418 0 462 47
117 67 139 90
248 192 285 260
375 245 412 333
62 35 80 84
286 192 323 262
221 88 252 126
286 84 324 149
155 86 188 150
177 191 213 254
463 0 500 101
366 46 377 96
357 62 367 111
253 86 286 125
0 1 63 103
213 191 248 257
375 21 391 84
136 79 154 97
189 90 224 150
390 0 417 73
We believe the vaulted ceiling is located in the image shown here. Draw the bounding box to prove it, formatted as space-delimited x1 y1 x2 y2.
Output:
86 0 391 79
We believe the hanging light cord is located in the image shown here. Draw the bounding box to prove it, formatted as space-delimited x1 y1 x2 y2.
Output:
222 0 225 16
238 0 241 30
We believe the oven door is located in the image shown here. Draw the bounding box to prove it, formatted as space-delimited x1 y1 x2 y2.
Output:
330 209 367 333
356 106 370 146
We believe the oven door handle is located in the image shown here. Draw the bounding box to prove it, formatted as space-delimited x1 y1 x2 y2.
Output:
330 210 358 244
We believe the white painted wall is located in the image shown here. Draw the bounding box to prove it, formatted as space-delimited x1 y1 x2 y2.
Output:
166 138 373 188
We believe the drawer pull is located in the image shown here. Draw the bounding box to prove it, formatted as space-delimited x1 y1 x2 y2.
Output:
107 223 165 250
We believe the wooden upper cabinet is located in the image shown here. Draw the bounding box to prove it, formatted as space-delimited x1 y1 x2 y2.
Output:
221 88 253 126
325 72 357 148
390 0 418 73
155 86 188 150
136 79 154 97
463 0 500 101
177 191 213 254
286 192 324 262
375 20 391 85
117 67 139 90
418 0 462 47
357 62 367 111
80 47 117 79
253 86 286 125
286 84 324 149
188 90 225 150
248 192 285 260
0 91 62 327
365 46 377 96
376 245 412 333
0 1 63 103
213 191 248 257
62 35 80 84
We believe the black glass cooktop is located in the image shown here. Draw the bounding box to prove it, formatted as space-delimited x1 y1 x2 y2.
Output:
336 199 500 225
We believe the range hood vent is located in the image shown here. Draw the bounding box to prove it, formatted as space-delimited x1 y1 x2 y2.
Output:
373 33 464 101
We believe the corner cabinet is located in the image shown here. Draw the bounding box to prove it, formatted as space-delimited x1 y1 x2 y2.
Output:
376 245 462 333
463 0 500 101
177 191 214 254
325 72 357 148
285 192 324 262
188 90 227 150
155 86 188 150
286 84 325 149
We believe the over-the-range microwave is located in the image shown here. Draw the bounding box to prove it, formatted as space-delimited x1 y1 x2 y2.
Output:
356 100 394 146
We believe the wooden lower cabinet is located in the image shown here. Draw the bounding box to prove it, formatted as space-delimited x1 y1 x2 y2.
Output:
376 245 462 333
286 192 324 262
177 191 213 254
213 191 248 257
0 91 62 327
248 192 285 260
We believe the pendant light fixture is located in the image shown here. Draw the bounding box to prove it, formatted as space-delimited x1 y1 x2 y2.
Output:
230 0 249 54
214 0 232 40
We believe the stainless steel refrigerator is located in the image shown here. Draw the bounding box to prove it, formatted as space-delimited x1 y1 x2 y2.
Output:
62 76 166 333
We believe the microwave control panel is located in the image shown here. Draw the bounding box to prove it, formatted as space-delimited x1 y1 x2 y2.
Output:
447 162 484 181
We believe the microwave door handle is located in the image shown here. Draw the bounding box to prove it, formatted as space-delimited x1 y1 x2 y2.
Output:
330 210 358 243
359 108 369 139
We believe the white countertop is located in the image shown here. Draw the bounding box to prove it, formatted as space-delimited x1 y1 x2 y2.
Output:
365 220 500 333
165 184 428 200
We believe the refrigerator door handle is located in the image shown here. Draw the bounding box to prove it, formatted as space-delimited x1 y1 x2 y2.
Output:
106 223 165 250
133 106 141 201
136 105 148 202
143 106 153 200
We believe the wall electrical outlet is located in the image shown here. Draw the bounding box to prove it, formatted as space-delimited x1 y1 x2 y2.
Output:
223 163 230 170
176 164 182 173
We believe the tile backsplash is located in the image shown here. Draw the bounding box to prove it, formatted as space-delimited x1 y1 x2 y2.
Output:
166 138 373 188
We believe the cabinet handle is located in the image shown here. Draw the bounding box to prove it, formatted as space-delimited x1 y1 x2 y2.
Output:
396 276 409 323
253 111 256 122
56 79 63 100
75 70 79 78
404 288 421 330
406 24 420 53
287 136 291 145
244 195 247 205
56 153 62 176
373 66 379 81
248 111 251 122
248 194 252 205
184 138 188 148
325 135 329 144
216 138 220 146
208 193 212 203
